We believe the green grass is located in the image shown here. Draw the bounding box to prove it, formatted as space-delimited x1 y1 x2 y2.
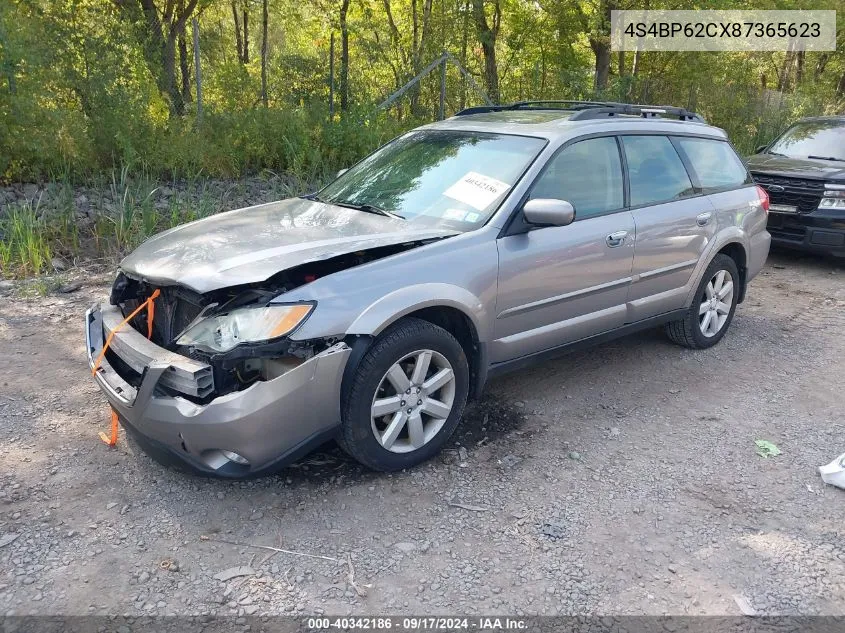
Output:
0 167 323 280
0 198 53 277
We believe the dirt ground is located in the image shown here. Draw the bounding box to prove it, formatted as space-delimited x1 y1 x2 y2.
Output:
1 249 844 617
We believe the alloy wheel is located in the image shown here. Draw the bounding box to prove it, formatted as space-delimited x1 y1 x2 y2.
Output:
370 349 456 454
699 269 734 337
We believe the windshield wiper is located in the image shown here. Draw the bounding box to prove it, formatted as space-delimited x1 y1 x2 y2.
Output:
766 151 788 157
808 155 845 163
330 200 406 220
300 193 328 203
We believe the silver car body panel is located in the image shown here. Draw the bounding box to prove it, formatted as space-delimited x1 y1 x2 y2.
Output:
88 110 770 475
119 197 458 293
87 303 351 474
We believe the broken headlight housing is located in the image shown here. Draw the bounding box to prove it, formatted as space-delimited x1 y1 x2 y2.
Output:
176 303 314 353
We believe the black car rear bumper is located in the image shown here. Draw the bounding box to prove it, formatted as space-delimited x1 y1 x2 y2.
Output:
767 210 845 257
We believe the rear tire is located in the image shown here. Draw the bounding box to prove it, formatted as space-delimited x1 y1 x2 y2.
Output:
665 254 739 350
338 317 469 472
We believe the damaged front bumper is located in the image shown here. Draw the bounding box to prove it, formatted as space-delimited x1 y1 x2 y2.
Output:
85 303 351 477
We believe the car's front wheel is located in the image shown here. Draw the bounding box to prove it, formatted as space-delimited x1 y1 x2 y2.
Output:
665 253 740 349
338 317 469 471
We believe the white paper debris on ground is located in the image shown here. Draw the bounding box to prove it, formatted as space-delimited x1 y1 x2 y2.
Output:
819 452 845 489
733 594 757 617
213 566 255 582
443 171 510 211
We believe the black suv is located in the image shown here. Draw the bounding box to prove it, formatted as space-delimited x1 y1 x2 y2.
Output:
747 116 845 258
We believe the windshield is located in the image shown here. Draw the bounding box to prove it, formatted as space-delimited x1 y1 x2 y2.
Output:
317 130 546 230
767 120 845 161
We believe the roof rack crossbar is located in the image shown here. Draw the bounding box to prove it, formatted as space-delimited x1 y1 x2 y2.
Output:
454 100 705 123
567 103 705 123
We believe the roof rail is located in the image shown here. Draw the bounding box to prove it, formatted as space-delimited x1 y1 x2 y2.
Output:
454 100 706 123
568 103 706 123
454 100 615 116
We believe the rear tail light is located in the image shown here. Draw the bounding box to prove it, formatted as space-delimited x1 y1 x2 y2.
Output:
755 185 769 214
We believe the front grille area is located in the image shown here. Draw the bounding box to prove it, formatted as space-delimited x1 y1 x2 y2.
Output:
122 285 206 348
751 173 824 214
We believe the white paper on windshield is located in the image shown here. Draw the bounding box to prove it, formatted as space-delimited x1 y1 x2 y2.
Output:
443 172 510 211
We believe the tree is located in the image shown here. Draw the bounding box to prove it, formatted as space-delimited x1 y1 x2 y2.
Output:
472 0 500 103
260 0 268 106
339 0 350 110
113 0 203 116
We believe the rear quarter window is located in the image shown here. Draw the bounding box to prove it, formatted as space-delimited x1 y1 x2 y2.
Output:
673 137 751 192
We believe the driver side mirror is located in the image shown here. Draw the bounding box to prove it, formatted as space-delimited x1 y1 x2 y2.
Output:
522 198 575 227
336 168 349 177
754 144 768 155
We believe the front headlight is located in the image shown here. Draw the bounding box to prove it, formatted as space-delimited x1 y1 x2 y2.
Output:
820 185 845 210
176 303 314 353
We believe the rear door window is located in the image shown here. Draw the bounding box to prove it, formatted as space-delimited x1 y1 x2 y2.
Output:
673 137 750 191
621 135 695 207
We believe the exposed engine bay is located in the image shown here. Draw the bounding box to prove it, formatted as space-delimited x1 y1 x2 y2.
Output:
108 242 433 401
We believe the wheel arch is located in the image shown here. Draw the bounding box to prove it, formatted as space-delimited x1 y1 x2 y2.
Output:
344 284 490 400
685 229 749 307
716 241 748 303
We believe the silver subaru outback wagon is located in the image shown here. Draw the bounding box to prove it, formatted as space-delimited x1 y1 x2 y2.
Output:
85 101 771 477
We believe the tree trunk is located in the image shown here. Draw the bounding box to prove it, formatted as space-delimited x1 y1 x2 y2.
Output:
778 48 795 92
590 38 610 92
179 25 191 103
589 0 613 93
231 1 243 62
617 50 625 77
814 53 830 82
795 50 804 85
260 0 268 106
837 71 845 98
339 0 350 110
163 31 185 115
115 0 199 117
459 0 469 110
472 0 499 103
242 6 249 63
410 0 420 114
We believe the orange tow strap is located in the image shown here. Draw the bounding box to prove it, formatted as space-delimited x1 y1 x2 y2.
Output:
93 288 161 445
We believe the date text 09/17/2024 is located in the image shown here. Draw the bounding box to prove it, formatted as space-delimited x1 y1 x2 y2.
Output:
305 616 528 630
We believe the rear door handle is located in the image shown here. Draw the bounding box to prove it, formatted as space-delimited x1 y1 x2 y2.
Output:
606 231 628 248
696 212 712 226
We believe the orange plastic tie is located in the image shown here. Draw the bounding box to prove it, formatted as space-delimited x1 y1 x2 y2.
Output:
93 288 160 446
91 288 161 378
147 294 156 339
99 409 119 446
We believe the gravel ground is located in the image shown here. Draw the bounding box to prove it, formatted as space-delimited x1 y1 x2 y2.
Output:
1 249 844 617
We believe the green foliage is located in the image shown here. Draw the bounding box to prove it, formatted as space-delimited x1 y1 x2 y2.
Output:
0 199 52 276
2 0 844 183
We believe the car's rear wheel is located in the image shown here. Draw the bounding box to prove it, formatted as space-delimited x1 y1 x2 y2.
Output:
665 254 739 349
338 317 469 471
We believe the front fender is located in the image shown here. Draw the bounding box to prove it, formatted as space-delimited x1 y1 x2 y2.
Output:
347 283 489 340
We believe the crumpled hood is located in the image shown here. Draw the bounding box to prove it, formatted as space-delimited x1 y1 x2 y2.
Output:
746 154 845 180
119 198 457 293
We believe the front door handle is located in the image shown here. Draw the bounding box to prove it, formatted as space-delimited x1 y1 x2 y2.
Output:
606 231 628 248
696 212 712 226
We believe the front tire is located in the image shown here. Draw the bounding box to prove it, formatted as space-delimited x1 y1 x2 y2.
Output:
665 254 739 349
338 317 469 472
